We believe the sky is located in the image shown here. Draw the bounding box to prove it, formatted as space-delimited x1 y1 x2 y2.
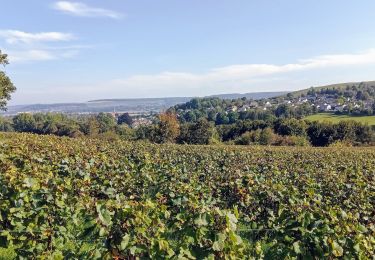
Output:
1 1 375 105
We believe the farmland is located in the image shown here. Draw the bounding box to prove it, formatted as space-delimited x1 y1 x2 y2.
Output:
305 113 375 126
0 133 374 259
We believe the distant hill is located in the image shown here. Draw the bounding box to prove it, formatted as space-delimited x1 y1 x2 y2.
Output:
208 91 286 100
2 98 191 115
287 81 375 96
2 92 286 115
4 81 374 116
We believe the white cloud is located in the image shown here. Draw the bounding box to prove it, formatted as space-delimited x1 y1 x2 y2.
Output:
113 49 375 90
52 1 123 19
0 30 74 44
0 29 86 63
11 50 55 62
5 49 80 63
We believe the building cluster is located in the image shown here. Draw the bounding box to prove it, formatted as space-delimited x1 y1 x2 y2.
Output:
287 93 374 112
224 92 374 113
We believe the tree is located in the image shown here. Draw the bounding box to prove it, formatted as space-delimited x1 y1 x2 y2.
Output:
307 87 316 96
0 50 16 110
307 121 336 146
118 113 133 126
13 113 36 132
215 112 229 125
178 118 218 144
96 113 116 133
135 125 155 141
115 124 135 140
335 121 357 142
259 128 274 145
207 110 217 122
228 112 239 124
184 111 197 122
275 104 292 118
234 129 261 145
80 116 100 136
0 116 13 131
155 112 180 143
275 118 307 136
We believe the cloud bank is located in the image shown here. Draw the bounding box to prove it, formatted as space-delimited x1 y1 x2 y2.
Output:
52 1 123 19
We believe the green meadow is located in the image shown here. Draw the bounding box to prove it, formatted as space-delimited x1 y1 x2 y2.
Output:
305 113 375 125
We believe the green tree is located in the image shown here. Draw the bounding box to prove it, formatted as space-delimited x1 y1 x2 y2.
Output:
275 118 307 136
215 112 229 125
12 113 36 132
0 50 16 110
228 112 239 124
115 124 135 140
307 121 336 146
80 116 100 136
96 113 116 133
259 128 274 145
118 113 133 126
275 104 292 118
178 118 218 144
0 116 13 132
184 111 197 122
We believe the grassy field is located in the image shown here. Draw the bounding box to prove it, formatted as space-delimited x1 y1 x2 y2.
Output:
305 112 375 125
0 133 374 258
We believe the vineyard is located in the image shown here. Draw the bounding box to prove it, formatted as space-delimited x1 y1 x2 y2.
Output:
0 133 374 259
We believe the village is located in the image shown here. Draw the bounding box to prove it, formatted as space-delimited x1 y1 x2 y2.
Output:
225 90 375 114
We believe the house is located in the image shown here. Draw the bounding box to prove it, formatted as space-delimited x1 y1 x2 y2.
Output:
322 104 332 111
238 106 248 112
132 118 152 128
227 106 238 112
249 101 258 108
334 105 346 112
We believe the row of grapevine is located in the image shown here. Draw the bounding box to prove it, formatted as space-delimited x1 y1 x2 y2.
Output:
0 133 374 259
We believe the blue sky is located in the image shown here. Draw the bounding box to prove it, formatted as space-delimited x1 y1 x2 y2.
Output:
2 0 375 105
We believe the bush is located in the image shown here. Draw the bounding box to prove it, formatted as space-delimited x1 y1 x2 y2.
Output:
273 135 311 146
234 129 261 145
329 140 353 147
259 128 274 145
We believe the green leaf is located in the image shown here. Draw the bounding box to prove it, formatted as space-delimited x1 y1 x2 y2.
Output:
293 241 302 254
212 240 224 251
194 213 208 227
23 177 38 189
358 224 368 233
120 234 130 251
331 241 343 257
96 203 112 226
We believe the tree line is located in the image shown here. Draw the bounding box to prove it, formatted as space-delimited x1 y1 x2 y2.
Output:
1 112 374 147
